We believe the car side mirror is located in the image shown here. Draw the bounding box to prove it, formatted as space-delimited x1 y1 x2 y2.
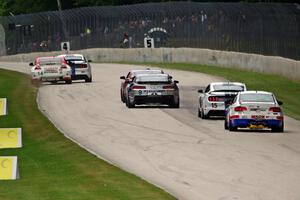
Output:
198 89 203 93
120 76 125 80
169 75 173 79
88 60 92 63
278 100 283 106
29 62 34 66
174 80 179 84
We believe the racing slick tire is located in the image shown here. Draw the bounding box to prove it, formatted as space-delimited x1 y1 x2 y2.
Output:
66 79 72 84
120 90 126 103
169 97 180 108
200 108 209 119
271 123 284 133
85 76 92 83
224 119 229 130
126 96 135 108
198 108 201 118
228 121 237 132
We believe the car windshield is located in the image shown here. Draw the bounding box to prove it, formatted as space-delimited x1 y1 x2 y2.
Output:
213 84 244 92
136 75 169 83
64 56 84 61
240 93 274 103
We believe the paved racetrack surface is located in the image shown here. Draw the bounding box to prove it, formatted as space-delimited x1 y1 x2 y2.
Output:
1 62 300 200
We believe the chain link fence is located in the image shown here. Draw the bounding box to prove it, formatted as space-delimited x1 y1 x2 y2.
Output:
0 2 299 60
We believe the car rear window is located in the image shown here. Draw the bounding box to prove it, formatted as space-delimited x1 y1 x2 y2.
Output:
39 58 62 65
64 56 84 61
136 75 169 83
213 84 245 92
240 93 274 103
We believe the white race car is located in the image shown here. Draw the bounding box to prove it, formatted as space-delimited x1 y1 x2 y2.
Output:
224 91 284 132
30 57 72 84
57 54 92 82
198 82 246 118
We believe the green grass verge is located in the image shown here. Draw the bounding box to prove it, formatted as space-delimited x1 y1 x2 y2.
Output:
123 62 300 121
0 68 175 200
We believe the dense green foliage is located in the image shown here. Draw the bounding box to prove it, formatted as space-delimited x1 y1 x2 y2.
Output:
0 0 294 16
0 68 175 200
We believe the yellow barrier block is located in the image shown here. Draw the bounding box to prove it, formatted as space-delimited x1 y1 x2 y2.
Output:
0 156 18 180
0 98 7 116
0 128 22 149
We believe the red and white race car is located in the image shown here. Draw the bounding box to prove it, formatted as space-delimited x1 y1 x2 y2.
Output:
30 57 72 84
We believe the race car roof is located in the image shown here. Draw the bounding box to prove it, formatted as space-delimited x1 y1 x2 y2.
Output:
57 54 84 60
131 69 163 74
211 82 245 86
239 91 273 95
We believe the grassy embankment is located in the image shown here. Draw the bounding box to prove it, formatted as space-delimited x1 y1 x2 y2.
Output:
0 68 175 200
128 62 300 120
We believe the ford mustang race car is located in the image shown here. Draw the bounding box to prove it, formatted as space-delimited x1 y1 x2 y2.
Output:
30 57 72 84
224 91 284 132
126 73 179 108
120 69 164 103
57 54 92 82
198 82 246 118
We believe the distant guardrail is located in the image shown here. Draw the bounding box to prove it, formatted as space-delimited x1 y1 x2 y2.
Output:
0 48 299 80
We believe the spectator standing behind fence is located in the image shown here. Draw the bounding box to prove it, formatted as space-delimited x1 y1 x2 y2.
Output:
120 32 129 48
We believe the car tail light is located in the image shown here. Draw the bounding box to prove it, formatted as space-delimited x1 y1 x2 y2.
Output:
208 96 219 101
61 64 68 69
229 115 240 119
34 65 41 70
62 59 67 65
276 116 284 121
234 106 247 112
163 85 174 89
80 64 87 68
269 107 281 112
132 86 146 90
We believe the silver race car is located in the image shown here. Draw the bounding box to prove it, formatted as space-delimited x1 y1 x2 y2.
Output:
224 91 284 132
198 82 246 118
57 54 92 82
126 74 180 108
120 69 164 103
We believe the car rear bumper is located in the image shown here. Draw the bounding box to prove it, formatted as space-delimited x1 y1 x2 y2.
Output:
231 119 283 128
134 95 176 105
71 74 90 80
207 110 225 116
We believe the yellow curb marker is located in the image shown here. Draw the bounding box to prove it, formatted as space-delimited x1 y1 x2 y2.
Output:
0 98 7 116
0 128 22 149
0 156 18 180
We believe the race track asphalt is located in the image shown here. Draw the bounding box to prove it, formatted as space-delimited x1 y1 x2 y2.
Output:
1 62 300 200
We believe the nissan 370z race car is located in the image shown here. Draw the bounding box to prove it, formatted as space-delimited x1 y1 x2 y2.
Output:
224 91 284 132
126 74 180 108
30 57 72 84
198 82 246 118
